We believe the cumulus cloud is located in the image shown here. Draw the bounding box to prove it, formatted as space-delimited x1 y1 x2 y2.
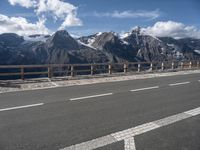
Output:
142 21 200 39
92 9 160 20
8 0 82 29
59 13 82 30
36 0 75 17
8 0 36 8
0 14 49 35
36 0 82 28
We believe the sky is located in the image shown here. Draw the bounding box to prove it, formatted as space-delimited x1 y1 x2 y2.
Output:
0 0 200 38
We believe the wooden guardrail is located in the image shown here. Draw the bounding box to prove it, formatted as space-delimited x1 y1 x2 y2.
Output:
0 61 199 80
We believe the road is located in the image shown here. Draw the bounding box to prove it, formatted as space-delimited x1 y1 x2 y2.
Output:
0 73 200 150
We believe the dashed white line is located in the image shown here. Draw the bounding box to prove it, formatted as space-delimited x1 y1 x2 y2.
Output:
0 103 44 112
70 93 113 101
60 106 200 150
130 86 159 92
169 81 190 86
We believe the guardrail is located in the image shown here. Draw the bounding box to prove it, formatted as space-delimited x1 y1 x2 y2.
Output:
0 61 199 80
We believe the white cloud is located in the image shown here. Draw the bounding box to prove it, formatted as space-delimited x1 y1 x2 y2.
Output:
8 0 36 8
59 13 82 29
92 9 160 20
36 0 75 18
0 14 50 35
36 0 82 28
8 0 83 29
142 21 200 39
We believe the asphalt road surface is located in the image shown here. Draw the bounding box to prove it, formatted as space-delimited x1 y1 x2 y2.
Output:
0 73 200 150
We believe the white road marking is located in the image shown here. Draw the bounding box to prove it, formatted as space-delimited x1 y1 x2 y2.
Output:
124 137 136 150
70 93 113 101
60 106 200 150
154 113 191 127
111 122 159 141
130 86 159 92
0 103 44 112
169 81 190 86
185 107 200 116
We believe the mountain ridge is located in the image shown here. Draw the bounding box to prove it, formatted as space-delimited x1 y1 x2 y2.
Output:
0 28 200 65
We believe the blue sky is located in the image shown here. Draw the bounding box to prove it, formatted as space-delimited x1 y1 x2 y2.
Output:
0 0 200 38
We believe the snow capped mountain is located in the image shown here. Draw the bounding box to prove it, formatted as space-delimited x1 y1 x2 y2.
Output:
0 28 200 66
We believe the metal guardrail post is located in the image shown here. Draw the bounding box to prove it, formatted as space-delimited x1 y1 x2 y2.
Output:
123 63 128 73
181 62 184 70
21 66 24 80
91 64 94 75
108 64 112 74
138 63 141 72
48 66 52 78
161 62 164 71
172 62 174 70
150 63 153 71
71 65 74 77
189 61 192 69
197 61 200 68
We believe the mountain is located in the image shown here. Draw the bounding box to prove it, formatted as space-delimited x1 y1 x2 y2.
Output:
46 30 79 50
0 28 200 66
122 28 200 61
0 33 25 65
0 33 24 47
90 32 137 62
159 37 200 60
21 30 109 64
122 29 171 61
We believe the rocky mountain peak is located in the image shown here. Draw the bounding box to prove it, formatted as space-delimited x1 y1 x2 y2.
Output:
46 30 79 50
131 26 141 35
53 30 70 37
91 32 120 49
0 33 24 47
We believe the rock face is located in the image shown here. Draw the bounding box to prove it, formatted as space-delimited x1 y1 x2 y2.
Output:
46 30 80 51
0 29 200 66
90 32 137 62
159 37 200 60
123 29 170 61
121 28 200 62
0 33 24 65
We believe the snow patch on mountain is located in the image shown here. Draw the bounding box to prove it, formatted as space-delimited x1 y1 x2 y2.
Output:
173 50 184 58
194 50 200 54
120 32 132 39
77 40 97 50
87 37 95 46
144 33 162 42
24 35 50 42
167 43 174 47
121 40 129 45
96 32 103 36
